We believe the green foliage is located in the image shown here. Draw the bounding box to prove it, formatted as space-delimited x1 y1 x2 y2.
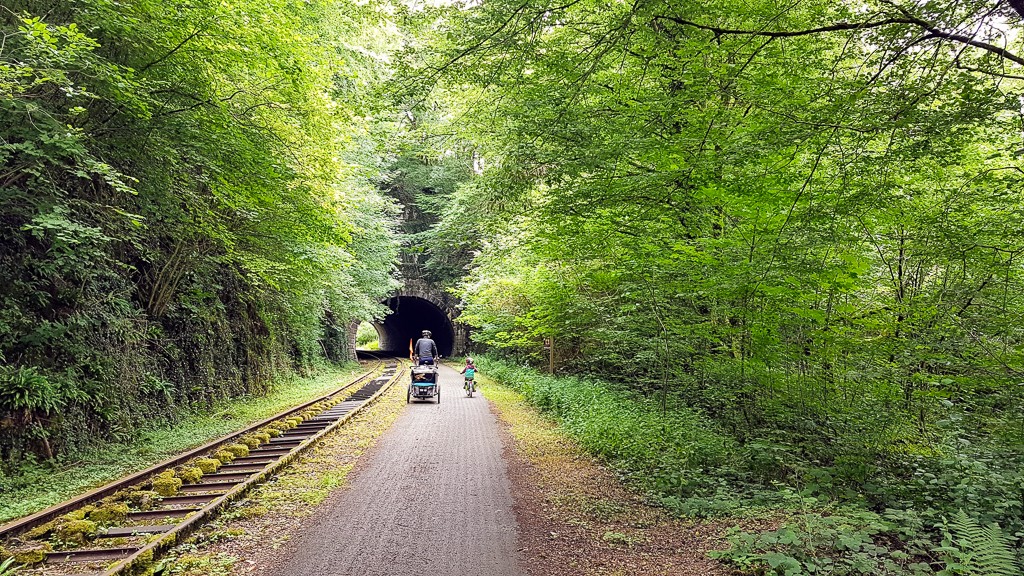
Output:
712 510 935 576
482 356 734 500
0 0 400 463
380 154 477 287
0 557 18 575
712 508 1021 576
0 366 64 415
356 322 380 348
937 511 1022 576
396 0 1024 572
0 364 364 522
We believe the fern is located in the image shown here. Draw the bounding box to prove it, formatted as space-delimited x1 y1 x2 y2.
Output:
940 510 1021 576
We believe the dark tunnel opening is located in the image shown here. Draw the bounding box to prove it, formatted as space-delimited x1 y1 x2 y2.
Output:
374 296 454 358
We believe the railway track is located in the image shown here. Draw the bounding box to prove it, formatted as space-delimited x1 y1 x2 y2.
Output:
0 358 404 575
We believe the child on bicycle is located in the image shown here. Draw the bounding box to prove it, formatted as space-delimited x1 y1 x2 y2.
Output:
460 357 476 390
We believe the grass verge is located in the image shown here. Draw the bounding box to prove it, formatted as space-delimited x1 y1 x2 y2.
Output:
0 363 370 523
480 358 1024 576
481 371 731 576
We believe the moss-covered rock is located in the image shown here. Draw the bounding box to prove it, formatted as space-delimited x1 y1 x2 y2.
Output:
196 457 221 473
56 519 98 545
176 466 203 484
134 548 155 569
12 542 51 564
88 502 130 524
152 471 183 497
262 427 282 438
253 431 271 444
127 490 161 510
60 505 96 522
286 417 303 427
225 443 249 458
239 435 262 449
215 450 235 464
23 520 54 540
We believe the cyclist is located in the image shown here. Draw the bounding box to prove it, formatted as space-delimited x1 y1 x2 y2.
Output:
460 357 476 391
414 330 439 365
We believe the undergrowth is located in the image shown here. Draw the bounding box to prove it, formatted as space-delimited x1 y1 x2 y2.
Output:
0 363 364 523
480 356 1024 575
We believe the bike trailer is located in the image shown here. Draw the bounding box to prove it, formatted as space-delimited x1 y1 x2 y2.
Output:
408 365 440 403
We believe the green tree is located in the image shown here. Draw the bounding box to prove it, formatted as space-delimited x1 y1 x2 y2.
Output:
397 0 1024 568
0 0 401 461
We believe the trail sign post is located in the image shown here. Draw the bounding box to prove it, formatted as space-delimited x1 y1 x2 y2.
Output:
543 337 554 374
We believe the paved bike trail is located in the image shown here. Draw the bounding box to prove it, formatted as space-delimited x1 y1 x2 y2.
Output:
260 363 526 576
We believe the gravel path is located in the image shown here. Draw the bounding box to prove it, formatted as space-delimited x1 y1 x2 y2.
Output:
260 363 526 576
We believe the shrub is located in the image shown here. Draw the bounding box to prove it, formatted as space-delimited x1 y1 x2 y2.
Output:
710 510 935 576
484 357 733 499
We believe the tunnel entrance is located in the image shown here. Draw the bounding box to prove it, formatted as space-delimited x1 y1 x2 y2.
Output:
375 296 455 357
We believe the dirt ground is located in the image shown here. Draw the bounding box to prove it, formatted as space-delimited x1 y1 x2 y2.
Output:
486 380 732 576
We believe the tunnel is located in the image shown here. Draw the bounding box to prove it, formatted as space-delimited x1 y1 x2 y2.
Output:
372 296 455 358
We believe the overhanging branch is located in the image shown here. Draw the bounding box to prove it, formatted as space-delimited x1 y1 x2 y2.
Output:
651 15 918 38
654 8 1024 67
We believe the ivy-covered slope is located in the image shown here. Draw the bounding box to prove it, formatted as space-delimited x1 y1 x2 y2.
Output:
0 0 400 462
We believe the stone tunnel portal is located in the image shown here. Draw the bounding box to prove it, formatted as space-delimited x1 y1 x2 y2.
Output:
374 296 455 358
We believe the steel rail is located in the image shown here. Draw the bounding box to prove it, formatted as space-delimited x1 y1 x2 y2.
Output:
101 361 405 575
0 359 384 541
